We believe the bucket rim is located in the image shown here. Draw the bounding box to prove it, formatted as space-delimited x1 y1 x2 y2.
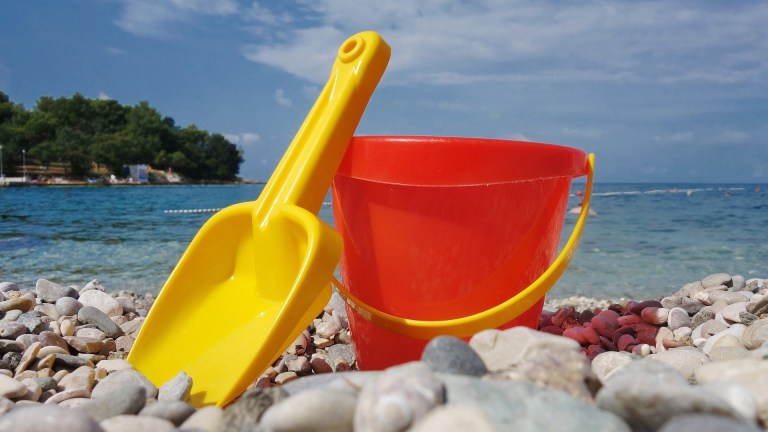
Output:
336 135 588 186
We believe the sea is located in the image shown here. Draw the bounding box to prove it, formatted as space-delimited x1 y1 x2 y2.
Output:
1 183 766 300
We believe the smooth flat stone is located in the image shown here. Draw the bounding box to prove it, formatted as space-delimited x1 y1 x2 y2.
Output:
422 335 488 377
0 404 103 432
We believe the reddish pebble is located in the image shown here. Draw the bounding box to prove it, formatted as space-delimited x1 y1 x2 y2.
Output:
629 300 663 315
608 303 627 315
563 326 589 345
591 315 620 338
551 309 567 327
640 306 669 325
561 317 581 330
586 344 606 361
578 309 595 325
617 333 635 352
539 325 564 336
617 314 643 325
538 311 555 328
582 325 600 345
599 335 617 351
598 309 620 321
612 326 637 347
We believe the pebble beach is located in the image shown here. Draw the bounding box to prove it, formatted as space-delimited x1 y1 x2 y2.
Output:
0 273 766 431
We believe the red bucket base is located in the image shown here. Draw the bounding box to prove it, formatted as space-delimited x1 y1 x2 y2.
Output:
331 136 586 370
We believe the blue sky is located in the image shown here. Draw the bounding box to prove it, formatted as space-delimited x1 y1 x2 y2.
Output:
1 0 766 182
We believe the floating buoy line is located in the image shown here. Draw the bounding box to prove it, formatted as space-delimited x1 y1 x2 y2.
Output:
163 208 222 214
164 202 332 214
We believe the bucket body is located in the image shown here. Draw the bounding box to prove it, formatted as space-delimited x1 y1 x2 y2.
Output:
331 136 587 370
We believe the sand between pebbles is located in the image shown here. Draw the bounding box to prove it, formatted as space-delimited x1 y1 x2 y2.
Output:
0 273 767 431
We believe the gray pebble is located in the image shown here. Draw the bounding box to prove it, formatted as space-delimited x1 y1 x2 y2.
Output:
158 371 192 402
596 359 740 432
327 343 356 367
92 369 157 400
646 348 709 381
261 389 357 432
355 362 444 431
0 404 104 432
731 275 747 291
35 278 67 303
78 306 123 338
54 354 92 369
666 307 691 331
32 376 59 392
743 319 768 349
223 387 289 431
81 383 147 422
658 414 761 432
0 321 27 339
0 310 21 323
0 282 19 293
410 404 498 432
56 296 84 316
442 374 630 431
702 273 732 288
140 400 196 426
99 414 175 431
17 311 45 333
0 340 24 354
421 335 488 377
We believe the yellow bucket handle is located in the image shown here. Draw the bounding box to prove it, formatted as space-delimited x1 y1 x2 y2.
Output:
332 153 595 339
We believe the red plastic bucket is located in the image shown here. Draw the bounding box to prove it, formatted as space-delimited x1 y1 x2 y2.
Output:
331 136 591 370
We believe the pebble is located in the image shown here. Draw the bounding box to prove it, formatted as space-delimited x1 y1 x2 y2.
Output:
0 404 103 432
421 335 488 377
99 414 175 432
647 348 709 380
355 362 445 432
157 371 192 402
0 321 27 339
0 374 28 398
2 273 768 431
260 389 357 432
658 413 762 432
139 400 196 426
178 405 225 432
596 360 740 432
78 291 123 318
81 384 147 422
78 306 123 339
743 319 768 349
56 296 84 316
410 404 498 432
36 279 69 303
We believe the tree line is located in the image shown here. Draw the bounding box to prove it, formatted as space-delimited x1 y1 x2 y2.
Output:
0 91 243 181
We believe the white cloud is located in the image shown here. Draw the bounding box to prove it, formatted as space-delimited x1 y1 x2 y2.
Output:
502 133 530 142
105 47 126 55
302 85 320 100
274 89 292 107
97 92 112 100
115 0 238 37
562 128 601 138
224 132 261 146
654 131 695 143
239 1 768 87
717 130 749 143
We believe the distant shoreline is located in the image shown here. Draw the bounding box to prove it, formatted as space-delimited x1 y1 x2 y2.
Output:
0 179 266 187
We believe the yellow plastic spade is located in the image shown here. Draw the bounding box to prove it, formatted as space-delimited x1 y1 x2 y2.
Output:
127 32 390 407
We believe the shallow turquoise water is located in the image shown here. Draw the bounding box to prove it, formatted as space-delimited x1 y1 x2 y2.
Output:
1 183 766 299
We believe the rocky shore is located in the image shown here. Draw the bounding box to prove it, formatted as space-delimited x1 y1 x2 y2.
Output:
0 273 766 431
